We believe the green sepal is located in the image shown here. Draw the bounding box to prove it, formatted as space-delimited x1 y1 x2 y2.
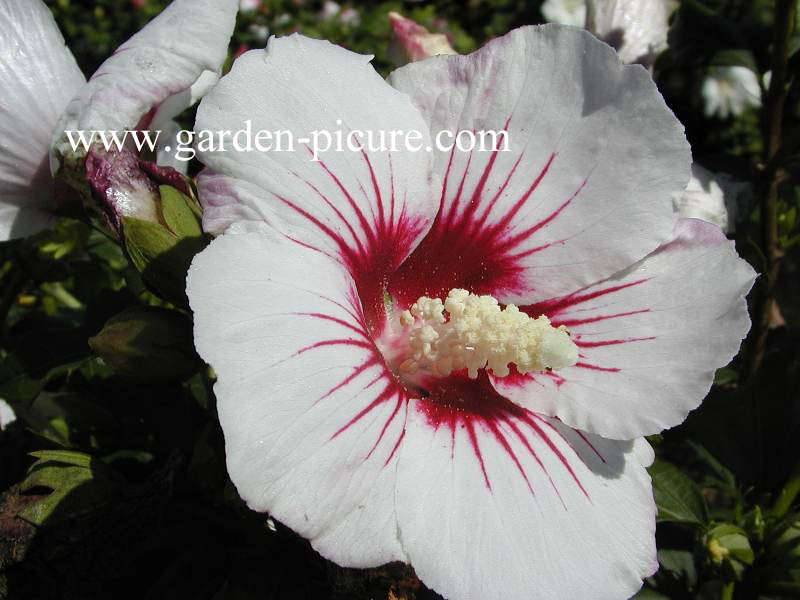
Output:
121 185 207 307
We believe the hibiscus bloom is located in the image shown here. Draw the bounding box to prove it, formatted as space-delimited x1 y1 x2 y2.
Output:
542 0 672 68
0 0 238 241
701 65 762 119
187 26 755 599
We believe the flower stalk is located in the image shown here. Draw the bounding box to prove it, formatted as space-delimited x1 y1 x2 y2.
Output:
746 0 796 379
771 456 800 518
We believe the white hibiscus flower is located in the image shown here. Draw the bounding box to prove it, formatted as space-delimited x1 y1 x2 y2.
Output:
187 26 754 600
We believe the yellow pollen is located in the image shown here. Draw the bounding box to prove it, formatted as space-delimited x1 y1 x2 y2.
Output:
398 288 579 379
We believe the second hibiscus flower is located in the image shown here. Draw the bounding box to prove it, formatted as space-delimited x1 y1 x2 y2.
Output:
187 25 755 600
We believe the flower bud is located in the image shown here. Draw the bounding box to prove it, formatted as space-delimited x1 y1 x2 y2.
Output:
704 524 754 579
388 12 457 66
85 148 206 306
88 306 201 381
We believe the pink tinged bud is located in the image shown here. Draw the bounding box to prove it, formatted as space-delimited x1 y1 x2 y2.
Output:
85 148 205 306
85 148 160 235
388 12 457 66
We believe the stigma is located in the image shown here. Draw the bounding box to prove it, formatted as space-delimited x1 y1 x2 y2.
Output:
397 289 579 379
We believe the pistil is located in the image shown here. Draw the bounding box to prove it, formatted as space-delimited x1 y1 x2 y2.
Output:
397 288 578 379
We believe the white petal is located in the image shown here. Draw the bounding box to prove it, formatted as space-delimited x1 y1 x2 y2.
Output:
387 25 690 306
541 0 587 27
187 231 407 567
397 391 657 600
586 0 671 67
0 0 85 240
56 0 237 137
672 163 749 233
194 35 437 327
150 69 220 129
0 399 16 430
492 219 756 439
152 119 187 174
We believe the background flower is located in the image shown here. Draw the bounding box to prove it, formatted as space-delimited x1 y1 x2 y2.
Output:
701 65 762 119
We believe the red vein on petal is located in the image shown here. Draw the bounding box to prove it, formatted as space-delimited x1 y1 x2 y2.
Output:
575 430 607 464
487 417 534 495
502 416 562 499
293 338 373 358
366 395 405 459
306 147 377 247
291 312 368 337
391 152 573 304
575 336 655 348
526 413 589 499
575 362 620 373
330 383 402 440
553 308 650 328
473 151 525 229
525 278 650 319
316 357 381 405
491 153 556 234
294 174 366 256
361 149 386 233
417 372 588 498
384 429 406 467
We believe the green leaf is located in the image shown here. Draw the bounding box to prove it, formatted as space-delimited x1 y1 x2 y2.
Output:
688 441 737 489
29 450 94 468
710 49 758 72
88 305 200 381
658 548 698 586
18 452 95 526
650 461 708 525
712 366 739 386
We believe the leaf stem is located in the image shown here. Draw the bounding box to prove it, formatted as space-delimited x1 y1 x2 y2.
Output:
745 0 796 379
721 580 735 600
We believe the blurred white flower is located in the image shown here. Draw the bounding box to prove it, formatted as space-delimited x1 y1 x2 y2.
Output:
701 66 761 119
541 0 587 27
672 164 750 233
248 23 270 44
586 0 670 67
339 7 360 26
239 0 261 11
0 399 16 430
319 1 340 20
